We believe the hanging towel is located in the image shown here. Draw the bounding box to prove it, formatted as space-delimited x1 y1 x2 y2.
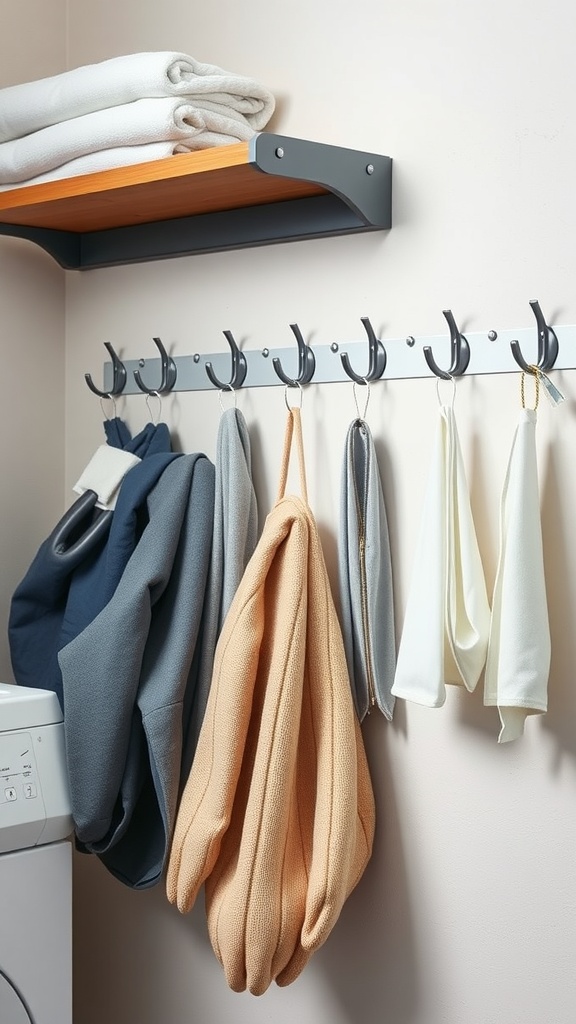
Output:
57 453 215 889
338 417 396 720
0 96 263 185
0 51 276 143
184 407 259 775
8 418 176 710
391 402 490 707
484 408 551 742
167 408 375 996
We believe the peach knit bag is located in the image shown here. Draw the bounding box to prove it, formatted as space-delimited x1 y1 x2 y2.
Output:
166 407 375 995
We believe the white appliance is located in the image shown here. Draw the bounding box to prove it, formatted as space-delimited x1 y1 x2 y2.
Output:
0 683 73 1024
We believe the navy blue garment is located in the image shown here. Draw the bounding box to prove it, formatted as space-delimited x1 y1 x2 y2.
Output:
8 419 177 710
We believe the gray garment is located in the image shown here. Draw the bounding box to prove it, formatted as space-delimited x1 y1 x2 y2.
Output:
338 418 396 721
185 407 258 767
58 453 215 888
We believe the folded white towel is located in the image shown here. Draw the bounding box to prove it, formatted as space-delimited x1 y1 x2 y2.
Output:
0 142 186 190
0 51 276 143
484 408 551 743
391 403 491 707
0 96 259 184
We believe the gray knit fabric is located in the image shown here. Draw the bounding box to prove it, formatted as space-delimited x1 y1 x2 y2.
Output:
58 453 215 888
338 418 396 721
184 407 258 768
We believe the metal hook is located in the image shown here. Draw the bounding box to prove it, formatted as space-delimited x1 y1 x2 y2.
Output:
423 309 470 381
85 342 127 397
273 324 316 386
133 337 177 394
205 330 247 390
510 299 559 373
341 317 386 383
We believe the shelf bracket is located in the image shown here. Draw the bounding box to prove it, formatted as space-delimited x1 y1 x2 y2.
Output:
250 133 392 230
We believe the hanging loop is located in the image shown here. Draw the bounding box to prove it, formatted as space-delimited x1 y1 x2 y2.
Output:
341 317 386 383
219 383 238 413
145 390 162 424
284 381 304 410
273 324 316 386
423 309 470 381
133 337 177 394
436 374 457 408
353 379 371 420
510 299 559 373
99 394 118 420
85 342 127 398
205 330 247 390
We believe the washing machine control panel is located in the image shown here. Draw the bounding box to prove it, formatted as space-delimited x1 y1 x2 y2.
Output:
0 730 40 808
0 722 72 854
0 730 45 850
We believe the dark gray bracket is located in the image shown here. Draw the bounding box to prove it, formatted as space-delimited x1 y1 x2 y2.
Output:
0 134 392 271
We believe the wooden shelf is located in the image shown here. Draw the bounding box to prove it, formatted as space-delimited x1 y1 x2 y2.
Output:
0 133 392 270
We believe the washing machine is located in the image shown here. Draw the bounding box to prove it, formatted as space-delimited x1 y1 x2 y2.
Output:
0 683 73 1024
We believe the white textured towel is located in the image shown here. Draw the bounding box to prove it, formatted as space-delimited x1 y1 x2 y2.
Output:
391 403 490 707
0 51 276 143
0 96 257 184
73 444 141 511
0 142 198 191
484 409 551 743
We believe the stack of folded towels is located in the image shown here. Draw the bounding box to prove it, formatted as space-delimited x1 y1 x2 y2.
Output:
0 51 276 190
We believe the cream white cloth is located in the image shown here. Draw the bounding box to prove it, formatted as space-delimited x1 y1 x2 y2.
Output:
73 444 141 511
0 96 258 184
0 51 276 143
391 403 490 707
484 408 551 743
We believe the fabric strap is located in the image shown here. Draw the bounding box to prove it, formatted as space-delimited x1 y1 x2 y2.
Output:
276 407 309 504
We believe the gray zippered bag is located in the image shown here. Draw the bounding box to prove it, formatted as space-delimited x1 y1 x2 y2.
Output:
338 418 396 720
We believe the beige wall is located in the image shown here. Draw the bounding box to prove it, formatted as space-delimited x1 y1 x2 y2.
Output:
0 1 66 680
4 0 576 1022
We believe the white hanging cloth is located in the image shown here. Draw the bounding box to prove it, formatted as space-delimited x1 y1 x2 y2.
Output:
391 394 490 707
484 401 551 742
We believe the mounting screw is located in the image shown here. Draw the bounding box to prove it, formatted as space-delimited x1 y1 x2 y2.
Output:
488 330 498 341
275 147 285 159
406 336 416 347
330 343 339 353
193 353 200 363
262 348 270 357
138 358 145 367
366 164 374 175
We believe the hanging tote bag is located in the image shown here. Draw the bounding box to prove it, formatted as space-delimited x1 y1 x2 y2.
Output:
167 407 375 995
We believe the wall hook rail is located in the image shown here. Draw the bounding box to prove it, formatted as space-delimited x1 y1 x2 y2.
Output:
510 299 559 372
272 324 316 386
340 317 386 382
205 330 247 390
423 309 470 380
85 342 126 397
133 337 177 394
